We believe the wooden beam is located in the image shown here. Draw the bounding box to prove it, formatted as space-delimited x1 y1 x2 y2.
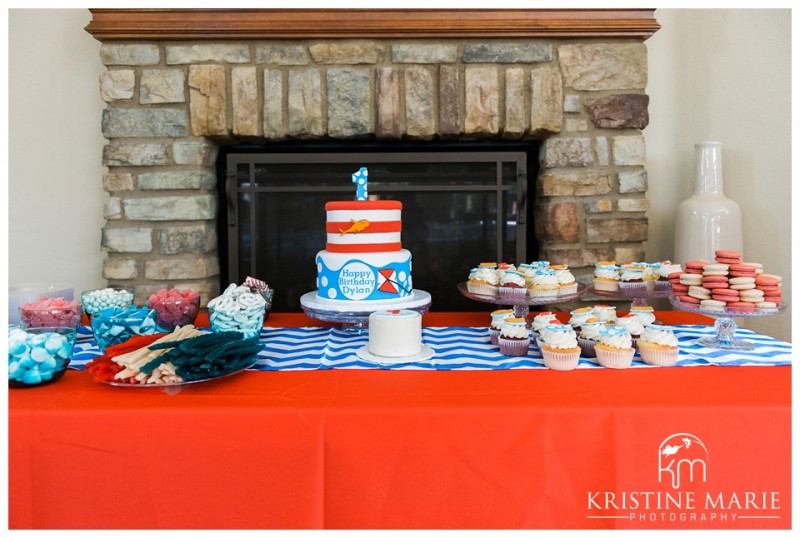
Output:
85 8 660 41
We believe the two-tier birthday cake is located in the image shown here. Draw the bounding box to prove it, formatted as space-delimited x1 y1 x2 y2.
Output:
316 199 413 303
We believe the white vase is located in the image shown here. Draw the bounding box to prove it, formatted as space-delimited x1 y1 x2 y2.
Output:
674 142 743 264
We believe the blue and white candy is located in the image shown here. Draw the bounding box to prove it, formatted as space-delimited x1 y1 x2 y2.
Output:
83 288 134 316
8 327 75 385
91 306 157 351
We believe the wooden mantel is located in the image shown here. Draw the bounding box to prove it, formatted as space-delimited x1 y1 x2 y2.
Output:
85 8 660 41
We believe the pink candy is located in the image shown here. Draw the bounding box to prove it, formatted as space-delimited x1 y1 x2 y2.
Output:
147 289 201 329
19 296 82 328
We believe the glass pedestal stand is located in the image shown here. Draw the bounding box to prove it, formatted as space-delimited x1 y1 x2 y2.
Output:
669 295 787 351
589 286 672 309
457 282 587 325
300 290 432 334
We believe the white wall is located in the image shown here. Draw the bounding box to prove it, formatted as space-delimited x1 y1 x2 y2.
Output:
646 9 791 341
8 9 107 300
7 9 792 341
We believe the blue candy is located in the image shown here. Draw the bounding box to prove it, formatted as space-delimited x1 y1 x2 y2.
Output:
91 306 157 351
8 328 75 386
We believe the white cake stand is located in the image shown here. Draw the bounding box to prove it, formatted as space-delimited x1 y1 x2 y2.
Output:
668 295 787 351
300 290 432 333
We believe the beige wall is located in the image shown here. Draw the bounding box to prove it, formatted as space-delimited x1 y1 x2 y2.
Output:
7 9 792 341
646 9 791 341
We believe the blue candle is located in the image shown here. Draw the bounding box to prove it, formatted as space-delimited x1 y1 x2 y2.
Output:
352 167 368 201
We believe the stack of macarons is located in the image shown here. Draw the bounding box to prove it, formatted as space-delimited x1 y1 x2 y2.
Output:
670 250 782 313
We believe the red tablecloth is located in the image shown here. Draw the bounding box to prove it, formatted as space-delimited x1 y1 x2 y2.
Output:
8 312 791 530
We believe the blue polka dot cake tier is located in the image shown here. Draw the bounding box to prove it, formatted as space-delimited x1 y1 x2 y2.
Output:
316 200 413 303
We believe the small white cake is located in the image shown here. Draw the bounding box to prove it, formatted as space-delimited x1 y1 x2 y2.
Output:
368 309 422 358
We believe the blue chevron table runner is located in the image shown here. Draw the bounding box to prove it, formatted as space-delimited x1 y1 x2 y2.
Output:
69 324 791 371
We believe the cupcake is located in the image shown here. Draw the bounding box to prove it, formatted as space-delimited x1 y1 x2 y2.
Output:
467 263 499 296
619 263 648 293
593 261 620 292
528 269 559 299
577 316 605 357
540 324 581 371
498 317 530 357
499 270 528 301
592 304 617 325
656 261 683 291
643 263 661 290
637 324 680 366
630 305 656 327
518 263 535 285
531 311 559 337
615 313 645 350
552 265 578 296
595 326 635 369
568 306 594 332
489 308 514 345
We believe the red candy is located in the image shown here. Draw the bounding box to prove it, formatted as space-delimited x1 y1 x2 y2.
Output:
147 289 201 330
19 296 82 328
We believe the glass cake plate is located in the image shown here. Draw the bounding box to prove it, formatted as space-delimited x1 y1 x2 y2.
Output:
98 359 259 395
589 285 672 308
669 295 787 351
300 289 432 333
457 282 586 325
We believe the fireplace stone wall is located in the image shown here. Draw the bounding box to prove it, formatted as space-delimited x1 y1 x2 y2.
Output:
97 36 651 306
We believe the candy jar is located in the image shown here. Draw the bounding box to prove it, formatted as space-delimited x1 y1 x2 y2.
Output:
8 326 77 387
207 284 267 339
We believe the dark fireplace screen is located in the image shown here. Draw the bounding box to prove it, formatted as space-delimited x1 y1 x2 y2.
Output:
221 148 536 312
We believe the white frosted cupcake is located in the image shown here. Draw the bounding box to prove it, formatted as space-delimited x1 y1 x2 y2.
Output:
499 269 528 301
615 313 645 351
552 265 578 296
656 261 683 291
489 308 514 345
540 324 581 371
498 317 530 357
618 264 648 293
527 269 559 298
592 304 617 325
577 317 605 358
630 305 656 327
568 307 594 333
595 326 635 369
593 261 620 292
467 263 499 296
637 324 680 366
531 311 559 338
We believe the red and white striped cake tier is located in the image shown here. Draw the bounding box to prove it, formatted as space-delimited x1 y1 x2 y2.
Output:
325 200 402 253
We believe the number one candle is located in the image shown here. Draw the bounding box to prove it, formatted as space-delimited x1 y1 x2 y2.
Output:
352 167 368 201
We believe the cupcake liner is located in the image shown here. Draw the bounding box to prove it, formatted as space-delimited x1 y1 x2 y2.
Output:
596 347 635 369
498 336 530 357
639 347 679 366
618 281 647 295
541 348 580 371
489 327 501 346
559 283 579 296
592 279 620 292
577 337 598 358
467 282 498 296
528 288 559 299
499 286 528 301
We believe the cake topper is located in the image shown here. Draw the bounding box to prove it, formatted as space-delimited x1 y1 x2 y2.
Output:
352 166 368 200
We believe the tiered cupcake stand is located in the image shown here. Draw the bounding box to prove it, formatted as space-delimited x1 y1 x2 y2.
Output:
300 290 432 334
457 282 587 325
668 295 787 351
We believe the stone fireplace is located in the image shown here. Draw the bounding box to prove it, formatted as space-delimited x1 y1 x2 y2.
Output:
86 9 659 307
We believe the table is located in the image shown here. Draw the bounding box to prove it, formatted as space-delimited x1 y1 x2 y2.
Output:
8 312 791 530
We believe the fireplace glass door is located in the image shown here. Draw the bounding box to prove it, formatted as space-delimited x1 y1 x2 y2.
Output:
224 150 534 311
